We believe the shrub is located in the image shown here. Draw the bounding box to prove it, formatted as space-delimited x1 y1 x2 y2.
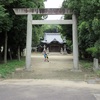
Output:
86 47 100 59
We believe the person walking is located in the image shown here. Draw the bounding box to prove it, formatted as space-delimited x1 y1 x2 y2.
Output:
43 50 49 62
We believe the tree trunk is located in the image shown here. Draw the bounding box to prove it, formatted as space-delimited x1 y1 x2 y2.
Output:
18 46 21 61
9 48 12 60
4 32 7 63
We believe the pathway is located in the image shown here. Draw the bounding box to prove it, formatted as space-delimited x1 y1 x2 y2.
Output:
0 79 100 100
1 53 100 100
7 53 96 81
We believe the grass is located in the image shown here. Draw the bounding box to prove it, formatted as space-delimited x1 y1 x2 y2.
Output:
0 59 25 78
0 58 99 79
80 60 100 78
95 70 100 78
80 60 93 72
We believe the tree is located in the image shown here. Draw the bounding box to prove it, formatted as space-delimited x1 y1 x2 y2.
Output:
0 4 12 63
61 0 100 60
43 25 61 33
0 0 45 62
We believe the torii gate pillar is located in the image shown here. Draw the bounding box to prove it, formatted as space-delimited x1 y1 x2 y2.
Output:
72 14 79 70
26 14 32 70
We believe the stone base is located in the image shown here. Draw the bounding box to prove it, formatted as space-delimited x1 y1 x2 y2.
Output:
25 66 32 71
93 67 100 71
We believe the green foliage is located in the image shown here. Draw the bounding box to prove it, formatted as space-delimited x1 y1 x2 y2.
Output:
92 18 100 42
86 39 100 59
92 18 100 34
0 5 11 32
95 70 100 77
80 60 93 71
43 25 61 33
66 40 72 51
61 0 100 59
0 5 7 18
0 59 25 78
32 26 40 47
0 0 45 61
78 21 89 32
86 47 99 58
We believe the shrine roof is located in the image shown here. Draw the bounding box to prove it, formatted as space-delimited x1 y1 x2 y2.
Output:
41 33 65 44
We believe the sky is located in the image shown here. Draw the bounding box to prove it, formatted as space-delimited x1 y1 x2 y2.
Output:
44 0 64 20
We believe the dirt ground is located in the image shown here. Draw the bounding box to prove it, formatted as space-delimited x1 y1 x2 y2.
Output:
6 52 97 82
1 53 100 100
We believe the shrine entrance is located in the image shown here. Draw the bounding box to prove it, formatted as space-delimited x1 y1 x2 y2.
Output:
50 45 60 52
13 8 79 71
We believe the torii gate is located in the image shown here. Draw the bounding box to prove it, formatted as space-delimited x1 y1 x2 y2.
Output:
13 8 79 71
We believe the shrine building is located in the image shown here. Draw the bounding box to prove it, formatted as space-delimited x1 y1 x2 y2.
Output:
41 33 66 52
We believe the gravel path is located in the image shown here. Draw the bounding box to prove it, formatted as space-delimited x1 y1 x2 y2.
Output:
7 53 96 81
1 53 100 100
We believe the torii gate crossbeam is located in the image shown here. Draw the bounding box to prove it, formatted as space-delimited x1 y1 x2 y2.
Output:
32 20 73 24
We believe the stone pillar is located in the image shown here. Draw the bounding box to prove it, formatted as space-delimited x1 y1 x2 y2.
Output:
93 58 99 71
26 14 32 70
60 47 63 54
72 14 79 70
63 44 67 54
47 47 49 54
43 45 46 51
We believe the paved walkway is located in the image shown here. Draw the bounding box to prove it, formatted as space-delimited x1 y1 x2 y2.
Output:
0 79 100 100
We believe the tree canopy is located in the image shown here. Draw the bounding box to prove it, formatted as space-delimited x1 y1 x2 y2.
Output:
0 0 100 63
61 0 100 60
0 0 45 62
